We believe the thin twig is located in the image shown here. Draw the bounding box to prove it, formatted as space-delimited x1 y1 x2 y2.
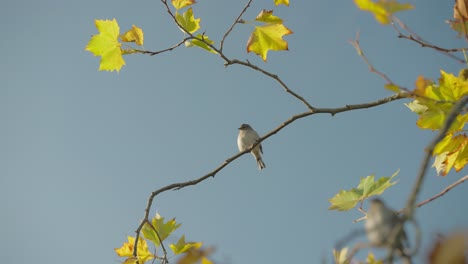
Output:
133 39 190 56
219 0 253 52
416 174 468 208
392 17 466 63
145 220 168 264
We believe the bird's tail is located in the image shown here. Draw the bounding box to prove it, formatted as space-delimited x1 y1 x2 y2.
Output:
256 157 266 170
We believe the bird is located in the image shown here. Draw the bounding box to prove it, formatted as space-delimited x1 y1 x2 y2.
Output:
365 198 411 263
237 124 266 170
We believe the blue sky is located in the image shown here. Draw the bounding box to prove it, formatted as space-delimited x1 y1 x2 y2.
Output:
2 0 467 263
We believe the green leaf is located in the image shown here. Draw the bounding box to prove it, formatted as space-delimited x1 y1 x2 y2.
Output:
142 213 181 246
329 171 399 211
185 34 217 53
328 188 363 211
175 8 200 34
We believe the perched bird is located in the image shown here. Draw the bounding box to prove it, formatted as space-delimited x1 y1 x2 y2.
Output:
237 124 266 170
365 198 411 263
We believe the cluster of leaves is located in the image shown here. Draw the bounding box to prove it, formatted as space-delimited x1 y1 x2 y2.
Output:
85 0 292 72
115 213 212 264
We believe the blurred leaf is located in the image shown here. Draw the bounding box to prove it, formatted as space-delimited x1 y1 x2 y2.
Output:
354 0 413 24
332 247 349 264
170 236 203 255
143 213 182 246
429 230 468 264
274 0 289 6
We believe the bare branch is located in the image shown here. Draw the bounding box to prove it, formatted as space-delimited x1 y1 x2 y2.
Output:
133 39 190 56
219 0 253 52
416 174 468 208
392 17 466 63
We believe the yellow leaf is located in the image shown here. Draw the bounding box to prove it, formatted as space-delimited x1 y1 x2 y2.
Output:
333 247 349 264
366 252 383 264
274 0 289 6
185 34 217 54
172 0 196 10
177 248 214 264
121 25 144 46
85 19 125 72
175 8 200 34
247 23 292 61
255 10 283 23
114 236 154 264
433 134 468 176
354 0 414 24
429 230 468 264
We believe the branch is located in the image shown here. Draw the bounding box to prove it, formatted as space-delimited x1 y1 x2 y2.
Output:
131 93 405 258
416 174 468 208
391 17 466 64
133 38 190 56
225 59 315 110
219 0 253 52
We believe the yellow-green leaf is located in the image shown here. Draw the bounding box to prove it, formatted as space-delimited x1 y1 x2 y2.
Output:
433 134 468 176
247 23 292 61
255 10 283 24
170 236 203 255
358 170 399 197
114 236 153 264
354 0 414 24
329 171 398 211
366 252 383 264
142 213 181 246
172 0 196 10
185 34 217 53
85 19 125 72
175 8 200 34
384 83 401 92
120 25 144 46
328 188 363 211
274 0 289 6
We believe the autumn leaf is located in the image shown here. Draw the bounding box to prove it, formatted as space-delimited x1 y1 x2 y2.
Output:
329 171 399 211
247 21 292 61
177 247 214 264
142 213 182 246
120 25 144 46
172 0 196 10
85 19 125 72
175 8 200 34
255 10 283 23
366 252 384 264
274 0 289 6
170 236 203 255
354 0 414 24
114 236 154 264
433 134 468 176
332 247 349 264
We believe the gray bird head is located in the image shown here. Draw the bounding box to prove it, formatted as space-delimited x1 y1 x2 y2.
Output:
239 124 252 130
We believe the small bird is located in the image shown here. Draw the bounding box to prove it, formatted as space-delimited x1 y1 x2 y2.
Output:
365 198 411 263
237 124 266 170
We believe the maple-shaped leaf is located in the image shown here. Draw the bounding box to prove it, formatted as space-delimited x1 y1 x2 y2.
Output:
329 171 399 211
170 235 203 255
175 8 200 34
120 25 144 46
172 0 196 10
114 236 154 264
185 34 217 53
85 19 125 72
433 134 468 176
247 21 292 61
354 0 414 24
358 170 399 197
332 247 349 264
328 188 363 211
274 0 289 6
406 71 468 132
142 213 182 246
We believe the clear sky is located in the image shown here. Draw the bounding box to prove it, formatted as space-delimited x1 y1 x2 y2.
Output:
2 0 467 263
